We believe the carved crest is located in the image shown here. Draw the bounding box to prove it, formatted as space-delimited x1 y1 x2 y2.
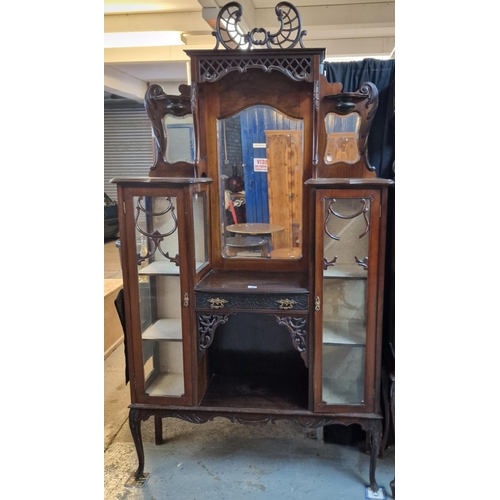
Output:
212 2 307 50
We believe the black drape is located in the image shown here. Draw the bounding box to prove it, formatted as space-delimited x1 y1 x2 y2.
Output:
324 58 395 180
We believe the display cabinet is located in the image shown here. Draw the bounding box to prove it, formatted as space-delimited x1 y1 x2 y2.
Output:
112 1 393 493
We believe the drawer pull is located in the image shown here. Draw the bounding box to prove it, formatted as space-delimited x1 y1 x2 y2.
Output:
277 299 297 310
208 298 228 309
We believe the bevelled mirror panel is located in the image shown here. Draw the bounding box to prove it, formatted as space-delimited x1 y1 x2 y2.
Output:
218 105 304 260
324 112 360 165
163 114 195 163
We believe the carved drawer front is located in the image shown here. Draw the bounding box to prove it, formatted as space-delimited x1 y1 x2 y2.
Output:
195 292 308 311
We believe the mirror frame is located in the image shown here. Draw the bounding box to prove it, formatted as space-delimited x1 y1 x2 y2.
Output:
144 83 197 178
316 81 379 179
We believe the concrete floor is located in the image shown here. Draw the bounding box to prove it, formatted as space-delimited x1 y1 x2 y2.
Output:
104 239 395 499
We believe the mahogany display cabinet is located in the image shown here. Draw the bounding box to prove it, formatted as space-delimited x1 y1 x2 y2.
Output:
112 2 394 493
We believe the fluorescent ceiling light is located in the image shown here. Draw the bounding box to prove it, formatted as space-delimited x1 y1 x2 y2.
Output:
104 31 184 48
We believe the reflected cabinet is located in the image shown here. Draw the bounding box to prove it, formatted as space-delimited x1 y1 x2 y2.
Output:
112 2 393 493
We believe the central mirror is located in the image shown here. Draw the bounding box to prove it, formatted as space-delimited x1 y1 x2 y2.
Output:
218 106 304 260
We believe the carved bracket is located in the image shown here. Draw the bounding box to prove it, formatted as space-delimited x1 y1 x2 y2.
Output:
274 315 308 367
198 313 233 351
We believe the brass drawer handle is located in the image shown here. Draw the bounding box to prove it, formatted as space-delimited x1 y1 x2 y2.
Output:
277 299 297 310
208 298 227 309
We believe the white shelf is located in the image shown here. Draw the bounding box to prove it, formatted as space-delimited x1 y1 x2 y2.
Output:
139 261 180 275
324 264 367 279
323 321 366 345
322 376 364 405
142 319 182 340
146 372 184 397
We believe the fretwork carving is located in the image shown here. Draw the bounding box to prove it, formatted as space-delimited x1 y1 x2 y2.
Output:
274 315 308 367
198 54 313 83
198 313 233 351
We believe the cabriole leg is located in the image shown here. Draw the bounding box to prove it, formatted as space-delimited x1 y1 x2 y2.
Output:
369 420 382 493
129 408 145 479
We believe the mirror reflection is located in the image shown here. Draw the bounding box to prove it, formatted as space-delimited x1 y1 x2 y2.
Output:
324 113 360 164
218 106 303 260
163 114 195 163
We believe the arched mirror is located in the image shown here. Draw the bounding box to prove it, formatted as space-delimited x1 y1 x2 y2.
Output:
324 112 360 165
218 105 304 260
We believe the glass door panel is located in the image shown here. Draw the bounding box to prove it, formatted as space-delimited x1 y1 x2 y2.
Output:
134 195 185 398
321 196 371 405
193 192 208 272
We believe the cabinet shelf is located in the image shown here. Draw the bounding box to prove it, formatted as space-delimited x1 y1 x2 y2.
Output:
323 320 366 345
322 376 364 405
142 319 182 341
139 261 180 275
145 372 184 397
200 374 308 411
324 264 367 279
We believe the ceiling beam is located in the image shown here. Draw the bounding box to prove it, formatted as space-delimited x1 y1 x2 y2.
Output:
104 11 209 33
104 65 148 102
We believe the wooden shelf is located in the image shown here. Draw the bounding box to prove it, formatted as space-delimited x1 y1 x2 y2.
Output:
200 374 308 411
142 319 182 341
323 320 366 345
324 264 367 279
145 372 185 397
322 376 364 405
139 261 180 275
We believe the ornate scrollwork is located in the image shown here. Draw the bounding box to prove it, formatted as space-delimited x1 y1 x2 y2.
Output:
213 2 307 50
134 196 180 266
355 256 369 271
324 198 372 241
323 255 337 270
198 313 232 350
274 315 307 367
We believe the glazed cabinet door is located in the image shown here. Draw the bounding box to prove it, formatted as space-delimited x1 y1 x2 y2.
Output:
313 188 383 413
119 183 210 406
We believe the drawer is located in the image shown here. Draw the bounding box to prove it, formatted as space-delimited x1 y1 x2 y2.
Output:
195 292 309 311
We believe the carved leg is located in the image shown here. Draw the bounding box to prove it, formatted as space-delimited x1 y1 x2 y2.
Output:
129 408 145 479
154 415 163 445
390 372 395 498
380 365 391 457
368 420 382 493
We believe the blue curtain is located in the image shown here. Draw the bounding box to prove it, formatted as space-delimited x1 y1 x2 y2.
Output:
324 58 395 180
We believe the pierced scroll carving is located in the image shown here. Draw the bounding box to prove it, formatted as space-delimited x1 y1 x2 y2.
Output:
198 313 233 351
212 2 307 50
274 315 308 367
134 196 179 266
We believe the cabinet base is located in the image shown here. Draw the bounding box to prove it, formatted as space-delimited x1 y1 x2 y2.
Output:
128 405 383 492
